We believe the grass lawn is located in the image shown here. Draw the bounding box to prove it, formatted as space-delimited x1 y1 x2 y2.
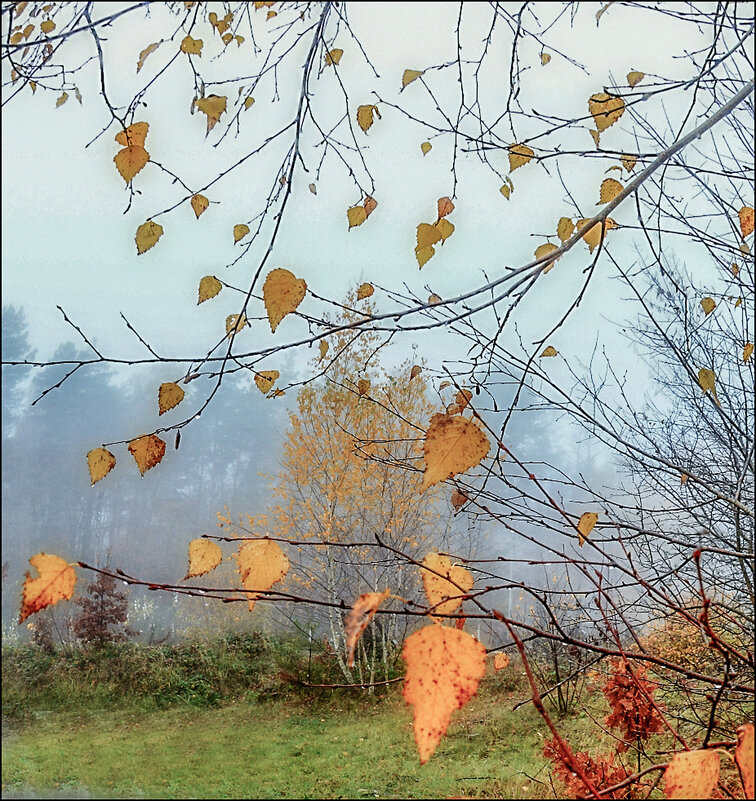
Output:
2 681 595 799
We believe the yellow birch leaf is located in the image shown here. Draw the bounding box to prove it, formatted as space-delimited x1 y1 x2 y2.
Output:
266 9 276 19
627 70 645 88
345 589 390 667
10 34 22 47
589 129 601 148
136 42 160 73
115 122 149 148
158 382 185 415
235 35 245 46
233 223 250 243
128 434 166 476
434 219 455 242
577 511 598 546
195 95 227 134
417 223 443 249
40 19 55 33
621 154 638 173
534 242 560 273
577 218 618 253
664 750 719 799
738 206 754 238
421 141 432 155
735 723 754 800
15 2 28 17
508 143 534 172
540 346 558 357
357 378 370 396
347 206 368 229
589 93 624 132
180 35 203 55
735 297 742 307
697 368 720 405
113 145 149 184
19 554 76 624
235 539 289 612
243 96 255 110
740 242 750 255
421 552 474 616
357 283 374 300
743 343 753 363
700 297 716 315
318 340 329 361
402 69 424 88
422 413 490 491
225 313 247 339
185 539 222 579
402 625 486 764
500 183 512 200
263 268 307 333
325 48 343 66
135 220 163 255
599 178 623 204
221 32 233 45
255 370 279 395
87 447 116 486
29 80 36 93
415 245 435 268
197 275 222 304
410 365 422 380
540 52 551 65
56 92 68 107
494 652 510 671
190 194 209 219
74 87 82 104
731 263 739 276
557 217 575 242
356 104 380 133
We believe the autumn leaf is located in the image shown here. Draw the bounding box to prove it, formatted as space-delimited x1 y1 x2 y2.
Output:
255 370 279 395
421 141 432 155
180 34 203 55
158 382 185 415
244 96 255 109
318 340 329 361
357 283 374 300
185 538 222 579
19 553 76 624
135 220 163 254
87 447 116 486
128 434 166 476
697 368 720 405
541 52 551 65
345 589 390 667
233 223 250 243
40 18 55 34
225 313 247 339
197 275 222 304
540 346 558 357
455 389 472 411
191 194 209 219
534 242 560 273
599 178 623 204
422 413 490 491
500 183 512 200
363 196 378 217
577 217 618 253
195 95 227 134
738 206 754 238
325 48 343 66
402 69 424 88
508 143 534 172
263 269 307 333
136 42 160 73
115 122 149 148
235 539 289 612
56 91 69 107
410 365 422 380
435 219 455 242
421 552 473 616
557 217 575 242
357 104 380 133
347 206 368 229
417 223 443 250
494 652 510 671
664 750 719 799
681 473 689 484
403 625 486 763
621 154 638 173
357 378 370 397
588 93 625 132
735 723 754 799
627 70 645 88
114 145 149 184
577 512 598 546
744 343 754 363
450 489 467 510
308 183 317 194
700 297 716 315
428 293 442 304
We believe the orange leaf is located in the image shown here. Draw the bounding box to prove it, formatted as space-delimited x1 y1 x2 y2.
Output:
450 489 467 510
421 552 473 616
19 553 76 624
508 143 534 172
87 447 116 485
115 122 149 148
455 389 472 411
664 750 719 799
191 194 209 219
345 589 390 667
357 378 370 396
493 652 510 671
410 365 422 380
158 382 185 415
422 413 490 491
738 206 755 238
744 343 754 363
185 538 222 579
263 268 307 333
363 196 378 217
114 145 149 184
540 346 558 357
588 93 625 133
235 539 289 612
735 723 754 799
128 434 166 476
437 197 455 220
403 625 486 763
577 218 618 253
577 511 598 546
357 282 374 300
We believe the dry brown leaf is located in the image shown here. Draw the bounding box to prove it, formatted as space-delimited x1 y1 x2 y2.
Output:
318 340 329 361
621 154 637 173
136 42 160 73
128 434 166 476
577 218 618 253
403 625 486 763
541 52 551 65
158 382 185 415
410 365 422 380
437 197 455 220
235 538 289 612
422 413 490 491
428 293 442 304
19 553 76 624
738 206 755 238
357 378 370 397
735 723 754 799
233 223 250 243
87 447 116 486
225 313 247 339
345 589 390 667
744 343 754 363
557 217 575 242
450 489 467 510
263 268 307 333
185 538 222 579
363 196 378 217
